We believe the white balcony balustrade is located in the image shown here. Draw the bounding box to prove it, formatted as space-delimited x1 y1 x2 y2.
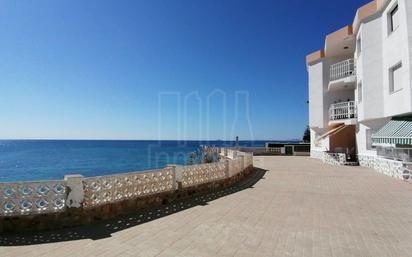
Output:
330 59 356 81
329 101 357 121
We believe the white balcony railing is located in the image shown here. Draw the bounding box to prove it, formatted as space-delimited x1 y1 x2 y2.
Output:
330 59 356 81
329 101 357 121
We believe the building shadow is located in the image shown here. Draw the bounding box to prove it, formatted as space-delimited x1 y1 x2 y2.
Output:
0 167 266 246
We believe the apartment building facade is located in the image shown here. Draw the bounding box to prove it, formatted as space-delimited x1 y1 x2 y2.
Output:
307 0 412 179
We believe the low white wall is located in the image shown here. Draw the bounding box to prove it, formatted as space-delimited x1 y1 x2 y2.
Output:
358 154 412 181
1 148 254 217
310 149 325 160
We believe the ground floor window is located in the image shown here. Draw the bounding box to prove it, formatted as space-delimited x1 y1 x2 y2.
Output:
377 146 412 162
389 62 403 93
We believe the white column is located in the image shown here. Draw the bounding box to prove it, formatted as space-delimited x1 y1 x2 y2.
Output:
64 174 84 208
167 165 182 190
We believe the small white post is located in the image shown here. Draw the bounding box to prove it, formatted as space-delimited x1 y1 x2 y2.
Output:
347 102 350 119
225 159 230 178
175 166 182 184
168 165 183 190
64 174 84 208
167 165 176 190
239 156 245 172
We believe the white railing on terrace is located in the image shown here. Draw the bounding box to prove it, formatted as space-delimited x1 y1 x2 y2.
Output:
0 180 67 216
329 101 357 121
181 162 227 188
0 148 253 217
82 168 175 208
330 59 356 81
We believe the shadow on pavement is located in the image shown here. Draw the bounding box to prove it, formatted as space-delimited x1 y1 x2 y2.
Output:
0 167 266 246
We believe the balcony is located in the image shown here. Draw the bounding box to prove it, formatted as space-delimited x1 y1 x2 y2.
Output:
329 101 357 125
328 59 356 91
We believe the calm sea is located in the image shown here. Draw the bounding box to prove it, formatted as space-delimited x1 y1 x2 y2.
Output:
0 140 295 182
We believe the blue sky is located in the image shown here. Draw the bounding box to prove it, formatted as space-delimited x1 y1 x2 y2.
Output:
0 0 370 140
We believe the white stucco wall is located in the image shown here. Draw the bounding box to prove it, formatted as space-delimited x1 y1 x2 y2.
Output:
356 118 390 155
356 0 412 121
308 57 355 131
310 128 329 153
327 90 355 106
308 0 412 158
356 16 384 122
404 0 412 111
356 0 412 156
381 0 412 117
308 61 327 129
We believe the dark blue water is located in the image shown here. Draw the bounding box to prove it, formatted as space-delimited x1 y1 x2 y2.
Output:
0 140 290 182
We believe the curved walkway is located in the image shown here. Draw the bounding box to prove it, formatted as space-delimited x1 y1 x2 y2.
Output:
2 156 412 257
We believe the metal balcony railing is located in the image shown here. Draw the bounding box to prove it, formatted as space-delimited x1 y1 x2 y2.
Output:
329 101 357 121
330 59 356 81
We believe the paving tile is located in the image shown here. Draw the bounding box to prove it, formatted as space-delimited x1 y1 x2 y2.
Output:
2 157 412 257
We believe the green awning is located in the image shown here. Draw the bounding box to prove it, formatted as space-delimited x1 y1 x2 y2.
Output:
372 120 412 145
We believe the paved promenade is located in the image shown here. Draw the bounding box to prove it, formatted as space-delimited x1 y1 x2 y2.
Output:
2 156 412 257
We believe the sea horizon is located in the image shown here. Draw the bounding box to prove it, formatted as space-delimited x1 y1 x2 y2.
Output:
0 138 302 142
0 139 300 183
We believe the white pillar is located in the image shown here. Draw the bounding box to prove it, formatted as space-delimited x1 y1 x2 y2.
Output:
168 165 183 190
225 159 230 178
64 174 84 208
239 156 245 172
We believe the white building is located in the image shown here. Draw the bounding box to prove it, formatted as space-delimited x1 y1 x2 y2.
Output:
307 0 412 179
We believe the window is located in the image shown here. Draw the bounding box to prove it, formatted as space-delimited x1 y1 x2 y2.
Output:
356 37 362 57
389 63 402 93
358 82 362 103
389 4 400 33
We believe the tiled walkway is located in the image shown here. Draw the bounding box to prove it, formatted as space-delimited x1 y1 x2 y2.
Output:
2 156 412 257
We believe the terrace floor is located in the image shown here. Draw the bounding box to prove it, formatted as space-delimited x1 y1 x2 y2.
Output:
2 156 412 257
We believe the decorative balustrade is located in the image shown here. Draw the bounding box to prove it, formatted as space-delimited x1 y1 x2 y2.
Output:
329 101 357 121
243 153 253 168
0 180 67 216
181 162 226 188
228 156 244 177
83 168 174 208
330 58 356 81
226 149 237 159
0 148 253 218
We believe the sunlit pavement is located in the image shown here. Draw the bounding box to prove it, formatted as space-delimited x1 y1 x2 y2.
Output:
2 156 412 257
